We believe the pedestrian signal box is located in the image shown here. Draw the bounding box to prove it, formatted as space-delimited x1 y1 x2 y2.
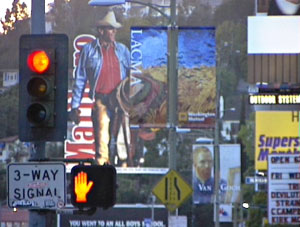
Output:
70 165 117 209
19 34 68 141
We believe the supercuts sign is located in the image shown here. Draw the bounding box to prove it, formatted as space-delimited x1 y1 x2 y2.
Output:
7 162 66 209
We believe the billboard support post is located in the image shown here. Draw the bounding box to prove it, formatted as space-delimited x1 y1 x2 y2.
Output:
214 66 221 227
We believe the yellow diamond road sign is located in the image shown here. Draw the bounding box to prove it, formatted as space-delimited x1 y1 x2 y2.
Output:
152 170 193 212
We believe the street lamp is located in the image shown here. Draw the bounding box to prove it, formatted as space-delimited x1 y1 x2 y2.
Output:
242 203 249 209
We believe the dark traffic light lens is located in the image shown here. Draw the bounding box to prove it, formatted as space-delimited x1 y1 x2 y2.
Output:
27 103 49 124
27 77 50 98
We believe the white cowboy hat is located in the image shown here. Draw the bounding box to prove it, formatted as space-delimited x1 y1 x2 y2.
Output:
96 11 122 29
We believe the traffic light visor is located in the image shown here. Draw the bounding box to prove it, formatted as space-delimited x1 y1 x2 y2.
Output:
27 50 50 74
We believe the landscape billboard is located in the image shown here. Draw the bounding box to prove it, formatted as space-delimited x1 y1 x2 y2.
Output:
130 27 216 128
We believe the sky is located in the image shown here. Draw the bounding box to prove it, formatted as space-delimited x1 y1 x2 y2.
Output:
0 0 54 21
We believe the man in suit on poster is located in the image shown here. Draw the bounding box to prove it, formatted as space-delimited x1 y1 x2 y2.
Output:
192 146 227 204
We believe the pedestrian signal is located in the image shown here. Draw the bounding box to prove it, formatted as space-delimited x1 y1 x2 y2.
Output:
70 165 117 209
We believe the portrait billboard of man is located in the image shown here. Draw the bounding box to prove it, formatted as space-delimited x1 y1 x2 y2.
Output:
192 146 226 204
192 144 241 204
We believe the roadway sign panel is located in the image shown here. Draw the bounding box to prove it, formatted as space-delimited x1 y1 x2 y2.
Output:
7 162 66 209
245 176 267 184
152 170 193 212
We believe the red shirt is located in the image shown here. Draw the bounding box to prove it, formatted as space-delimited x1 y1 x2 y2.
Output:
95 44 121 94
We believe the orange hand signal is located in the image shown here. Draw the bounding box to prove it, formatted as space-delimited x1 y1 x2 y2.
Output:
74 171 94 203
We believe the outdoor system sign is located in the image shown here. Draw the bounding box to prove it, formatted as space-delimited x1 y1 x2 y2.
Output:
255 111 300 170
249 94 300 105
268 154 300 225
7 162 66 209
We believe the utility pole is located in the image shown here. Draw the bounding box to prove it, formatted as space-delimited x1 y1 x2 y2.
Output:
168 0 178 171
29 1 46 226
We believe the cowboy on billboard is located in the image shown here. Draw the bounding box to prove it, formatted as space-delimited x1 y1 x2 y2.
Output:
69 10 131 166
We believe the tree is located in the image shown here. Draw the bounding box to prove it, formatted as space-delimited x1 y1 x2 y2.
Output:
0 1 30 69
216 20 247 99
1 0 29 34
178 0 214 26
214 0 254 25
0 85 18 139
0 164 6 202
7 139 30 162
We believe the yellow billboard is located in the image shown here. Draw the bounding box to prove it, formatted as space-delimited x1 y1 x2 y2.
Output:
255 111 300 170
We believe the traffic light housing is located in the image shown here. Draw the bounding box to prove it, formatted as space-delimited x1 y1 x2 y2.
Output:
70 165 117 209
19 34 68 141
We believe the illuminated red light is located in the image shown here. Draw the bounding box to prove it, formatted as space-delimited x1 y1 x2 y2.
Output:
27 50 50 74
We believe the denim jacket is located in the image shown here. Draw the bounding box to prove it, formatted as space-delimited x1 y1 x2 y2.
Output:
71 38 130 109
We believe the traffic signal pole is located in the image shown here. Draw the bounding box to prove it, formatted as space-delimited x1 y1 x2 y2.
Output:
31 0 45 34
168 0 178 171
30 1 46 226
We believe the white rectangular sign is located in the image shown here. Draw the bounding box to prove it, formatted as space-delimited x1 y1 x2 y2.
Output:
7 162 66 209
268 154 300 225
248 16 300 54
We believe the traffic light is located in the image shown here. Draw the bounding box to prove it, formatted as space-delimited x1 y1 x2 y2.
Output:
70 165 117 209
19 34 68 141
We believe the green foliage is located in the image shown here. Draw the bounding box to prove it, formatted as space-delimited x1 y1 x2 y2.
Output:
0 85 18 138
143 129 168 167
216 20 247 100
246 193 268 227
238 113 255 163
246 208 264 227
178 0 214 26
46 142 65 158
0 1 30 69
0 164 6 202
214 0 254 25
117 175 157 203
7 140 30 162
